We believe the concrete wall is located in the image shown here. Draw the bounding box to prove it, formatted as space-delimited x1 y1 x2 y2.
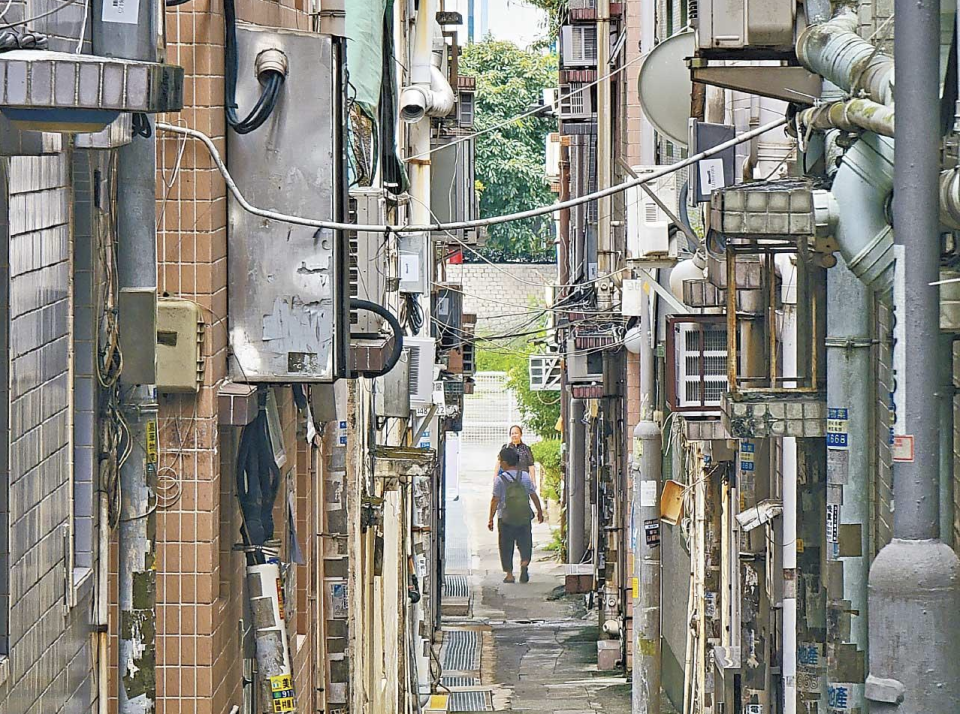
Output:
445 263 557 334
0 153 95 714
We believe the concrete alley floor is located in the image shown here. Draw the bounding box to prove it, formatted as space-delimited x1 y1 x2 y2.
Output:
441 440 632 714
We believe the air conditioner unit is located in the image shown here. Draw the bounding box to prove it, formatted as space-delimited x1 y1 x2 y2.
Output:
458 90 475 129
349 188 394 336
375 358 410 418
698 0 795 54
667 316 729 416
566 337 603 384
627 166 678 263
529 353 562 391
559 82 594 120
561 25 598 67
430 135 480 245
405 336 437 406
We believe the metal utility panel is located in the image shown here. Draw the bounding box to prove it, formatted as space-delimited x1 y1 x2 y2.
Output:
698 0 795 54
228 25 346 382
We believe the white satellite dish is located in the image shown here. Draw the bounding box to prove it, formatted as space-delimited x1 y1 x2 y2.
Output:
638 31 695 148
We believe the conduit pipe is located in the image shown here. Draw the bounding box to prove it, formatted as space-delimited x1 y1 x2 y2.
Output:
797 98 894 138
796 13 894 104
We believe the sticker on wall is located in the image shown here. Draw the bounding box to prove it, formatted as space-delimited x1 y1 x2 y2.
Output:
270 674 295 712
826 408 849 449
892 434 915 462
740 441 755 472
644 519 661 547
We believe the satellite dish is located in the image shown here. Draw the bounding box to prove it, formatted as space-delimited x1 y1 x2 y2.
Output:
638 31 695 148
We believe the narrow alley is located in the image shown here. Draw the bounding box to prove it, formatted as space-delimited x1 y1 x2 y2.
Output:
441 440 632 714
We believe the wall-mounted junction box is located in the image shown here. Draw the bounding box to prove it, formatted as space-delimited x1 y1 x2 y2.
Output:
119 287 157 385
156 298 204 393
227 25 347 382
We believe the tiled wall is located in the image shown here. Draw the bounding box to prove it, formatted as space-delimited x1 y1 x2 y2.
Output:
151 1 320 711
0 152 94 714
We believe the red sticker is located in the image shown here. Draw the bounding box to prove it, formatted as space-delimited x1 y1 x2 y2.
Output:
892 435 915 463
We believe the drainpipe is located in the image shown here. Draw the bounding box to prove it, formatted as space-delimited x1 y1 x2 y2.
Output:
568 399 586 563
824 259 871 714
399 11 454 123
776 254 799 714
797 98 894 138
93 1 161 711
867 4 960 713
632 420 661 714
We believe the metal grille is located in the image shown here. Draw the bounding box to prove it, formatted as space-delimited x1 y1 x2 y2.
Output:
461 372 537 445
442 630 481 672
441 676 480 688
445 575 469 599
449 690 493 712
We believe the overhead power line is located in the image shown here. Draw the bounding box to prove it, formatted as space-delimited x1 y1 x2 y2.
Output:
156 117 788 234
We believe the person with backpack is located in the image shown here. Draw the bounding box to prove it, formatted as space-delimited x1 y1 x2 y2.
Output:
488 445 544 583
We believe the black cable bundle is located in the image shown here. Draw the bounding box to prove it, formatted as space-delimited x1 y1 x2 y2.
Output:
223 0 285 135
236 408 281 565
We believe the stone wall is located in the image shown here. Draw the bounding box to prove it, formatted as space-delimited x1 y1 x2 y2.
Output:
444 263 558 334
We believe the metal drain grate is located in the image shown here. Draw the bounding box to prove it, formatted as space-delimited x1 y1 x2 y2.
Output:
449 690 493 712
441 675 480 688
442 629 481 672
445 574 469 599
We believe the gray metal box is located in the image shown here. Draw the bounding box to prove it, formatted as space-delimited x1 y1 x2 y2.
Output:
227 25 347 382
118 287 157 385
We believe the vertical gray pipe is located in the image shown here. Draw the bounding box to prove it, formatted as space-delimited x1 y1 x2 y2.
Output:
825 262 871 712
632 420 661 714
93 5 161 713
568 399 586 563
940 334 955 547
867 2 960 712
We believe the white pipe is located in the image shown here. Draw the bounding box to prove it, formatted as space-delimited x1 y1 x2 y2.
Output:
97 491 110 714
400 0 453 123
778 253 798 714
155 117 789 234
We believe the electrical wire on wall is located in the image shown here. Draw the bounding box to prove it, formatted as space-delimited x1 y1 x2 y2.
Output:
223 0 285 135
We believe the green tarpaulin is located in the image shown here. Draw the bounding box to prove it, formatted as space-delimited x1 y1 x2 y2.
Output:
346 0 389 115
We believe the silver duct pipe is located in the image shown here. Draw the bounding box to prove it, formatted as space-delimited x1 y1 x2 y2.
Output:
797 13 894 104
814 133 895 290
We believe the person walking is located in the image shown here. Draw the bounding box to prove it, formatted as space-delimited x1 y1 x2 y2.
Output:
493 425 534 480
488 445 544 583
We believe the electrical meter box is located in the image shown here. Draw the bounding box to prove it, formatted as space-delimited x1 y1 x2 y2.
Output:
156 298 205 393
227 25 348 382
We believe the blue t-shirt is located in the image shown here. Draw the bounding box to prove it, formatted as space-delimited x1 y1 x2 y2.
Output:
492 469 536 518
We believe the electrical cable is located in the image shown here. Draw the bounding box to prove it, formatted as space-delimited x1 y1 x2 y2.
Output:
155 117 789 233
223 0 285 134
350 298 404 378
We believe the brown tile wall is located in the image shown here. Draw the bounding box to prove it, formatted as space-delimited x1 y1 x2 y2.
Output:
106 2 320 712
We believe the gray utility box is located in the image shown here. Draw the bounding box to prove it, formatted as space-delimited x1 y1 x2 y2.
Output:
227 25 347 382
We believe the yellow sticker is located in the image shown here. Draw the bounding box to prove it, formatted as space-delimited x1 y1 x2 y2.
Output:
270 674 295 712
796 538 805 553
145 419 159 465
277 578 285 620
270 674 292 691
632 577 639 599
272 698 295 713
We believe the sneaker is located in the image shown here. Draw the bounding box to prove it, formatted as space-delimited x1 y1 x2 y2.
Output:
519 566 529 583
503 574 515 583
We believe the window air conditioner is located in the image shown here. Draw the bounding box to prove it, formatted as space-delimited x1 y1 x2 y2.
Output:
405 336 437 406
566 337 603 383
667 316 729 416
627 166 678 263
529 353 562 391
559 82 594 120
458 90 475 129
561 25 598 67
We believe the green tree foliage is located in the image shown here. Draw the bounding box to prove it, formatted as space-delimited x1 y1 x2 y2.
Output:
531 439 562 502
459 41 558 262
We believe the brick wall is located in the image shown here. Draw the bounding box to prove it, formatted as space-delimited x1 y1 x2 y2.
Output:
444 263 557 334
0 153 95 714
